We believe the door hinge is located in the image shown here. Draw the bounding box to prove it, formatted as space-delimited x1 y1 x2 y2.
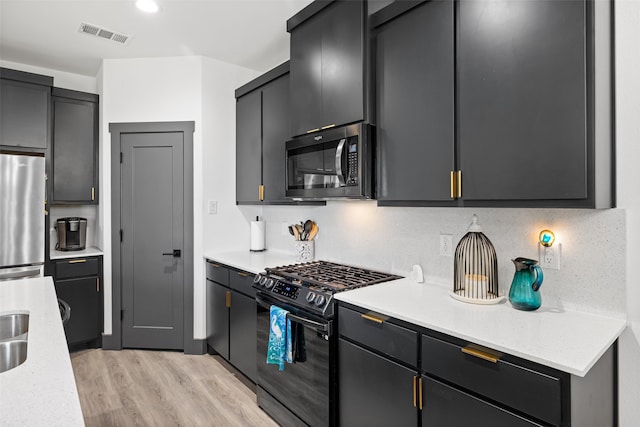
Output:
120 229 123 242
120 152 123 163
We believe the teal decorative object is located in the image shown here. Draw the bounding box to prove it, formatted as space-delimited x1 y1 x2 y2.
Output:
508 257 544 311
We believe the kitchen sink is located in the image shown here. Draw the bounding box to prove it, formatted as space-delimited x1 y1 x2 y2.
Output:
0 339 28 373
0 313 29 341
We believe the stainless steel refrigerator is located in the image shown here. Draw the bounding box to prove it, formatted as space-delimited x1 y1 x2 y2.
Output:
0 152 46 280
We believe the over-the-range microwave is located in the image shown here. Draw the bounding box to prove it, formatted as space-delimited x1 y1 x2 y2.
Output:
285 123 373 200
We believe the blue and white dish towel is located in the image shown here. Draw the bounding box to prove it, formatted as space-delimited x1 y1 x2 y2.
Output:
267 305 292 370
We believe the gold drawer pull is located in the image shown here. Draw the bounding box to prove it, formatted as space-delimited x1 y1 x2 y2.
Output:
69 259 87 264
306 128 321 134
418 377 423 410
360 312 387 324
320 124 336 130
237 272 249 277
461 345 501 363
210 263 220 268
225 291 231 308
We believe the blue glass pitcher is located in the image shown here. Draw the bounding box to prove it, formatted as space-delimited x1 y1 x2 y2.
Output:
508 257 544 311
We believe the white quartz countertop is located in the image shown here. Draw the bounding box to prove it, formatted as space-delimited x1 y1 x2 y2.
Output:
50 246 103 260
203 250 298 275
0 276 84 426
335 278 627 377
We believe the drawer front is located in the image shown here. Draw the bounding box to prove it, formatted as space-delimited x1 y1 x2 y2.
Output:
339 305 418 367
206 260 229 285
229 269 256 298
422 334 562 426
55 257 100 279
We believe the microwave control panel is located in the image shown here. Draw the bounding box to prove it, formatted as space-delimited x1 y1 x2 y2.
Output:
347 142 358 185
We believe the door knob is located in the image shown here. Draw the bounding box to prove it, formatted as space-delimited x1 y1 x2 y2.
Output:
162 249 181 258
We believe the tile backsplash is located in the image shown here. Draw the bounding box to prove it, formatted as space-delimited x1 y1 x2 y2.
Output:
49 205 98 249
254 202 626 319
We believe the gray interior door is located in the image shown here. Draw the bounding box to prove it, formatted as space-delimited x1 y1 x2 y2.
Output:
121 131 184 349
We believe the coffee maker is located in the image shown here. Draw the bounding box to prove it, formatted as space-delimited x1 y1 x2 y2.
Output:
56 217 87 251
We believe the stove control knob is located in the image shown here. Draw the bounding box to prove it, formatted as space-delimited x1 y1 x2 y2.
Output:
306 292 316 303
265 279 275 289
314 295 326 306
253 274 262 284
259 276 268 287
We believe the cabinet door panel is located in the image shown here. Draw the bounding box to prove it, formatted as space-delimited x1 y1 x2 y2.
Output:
458 0 587 201
422 376 543 427
1 79 49 149
229 291 257 382
207 280 229 359
376 0 455 202
339 338 417 426
56 277 101 345
236 90 262 203
321 0 364 129
290 14 323 137
261 74 290 203
52 97 97 203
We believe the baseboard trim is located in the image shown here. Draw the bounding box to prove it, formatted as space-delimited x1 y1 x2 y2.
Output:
185 339 206 355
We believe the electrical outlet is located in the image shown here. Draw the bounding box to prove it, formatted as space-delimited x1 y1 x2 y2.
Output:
440 234 453 257
207 200 217 214
538 242 561 270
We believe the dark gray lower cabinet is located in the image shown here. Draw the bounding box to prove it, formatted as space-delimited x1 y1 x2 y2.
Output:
422 376 542 427
52 256 103 349
205 260 257 382
338 303 615 426
339 338 417 426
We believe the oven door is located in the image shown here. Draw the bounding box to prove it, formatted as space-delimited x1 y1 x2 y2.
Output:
256 292 334 427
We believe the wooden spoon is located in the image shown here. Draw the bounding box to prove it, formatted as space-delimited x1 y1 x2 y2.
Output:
308 222 319 241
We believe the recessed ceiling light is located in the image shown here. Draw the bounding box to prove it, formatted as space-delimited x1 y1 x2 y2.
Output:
136 0 159 14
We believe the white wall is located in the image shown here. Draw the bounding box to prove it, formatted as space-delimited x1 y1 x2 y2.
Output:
615 1 640 424
99 56 257 338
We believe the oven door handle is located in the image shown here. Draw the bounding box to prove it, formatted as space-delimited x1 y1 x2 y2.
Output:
286 312 331 334
256 293 331 335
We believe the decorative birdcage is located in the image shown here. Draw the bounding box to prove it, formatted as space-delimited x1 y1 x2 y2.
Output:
450 214 504 304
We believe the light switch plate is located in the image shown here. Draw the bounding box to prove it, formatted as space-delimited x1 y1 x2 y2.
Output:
207 200 217 214
440 234 453 257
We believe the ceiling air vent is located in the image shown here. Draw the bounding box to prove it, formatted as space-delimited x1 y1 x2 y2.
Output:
78 23 131 45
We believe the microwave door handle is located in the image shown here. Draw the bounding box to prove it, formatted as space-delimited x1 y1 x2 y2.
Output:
335 138 346 186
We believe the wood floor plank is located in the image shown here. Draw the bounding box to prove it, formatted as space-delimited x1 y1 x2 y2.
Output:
70 349 278 427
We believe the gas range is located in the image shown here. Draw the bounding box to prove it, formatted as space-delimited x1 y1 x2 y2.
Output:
252 260 402 318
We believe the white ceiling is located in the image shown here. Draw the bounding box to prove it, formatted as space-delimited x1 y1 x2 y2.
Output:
0 0 314 77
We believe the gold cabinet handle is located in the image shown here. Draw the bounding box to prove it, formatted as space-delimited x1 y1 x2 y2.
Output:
225 291 231 308
320 124 336 130
210 263 220 268
91 186 95 201
418 377 423 410
360 312 387 324
306 128 321 134
96 278 100 292
258 184 264 201
413 376 417 407
457 170 462 198
237 272 249 277
69 259 87 264
461 345 501 363
450 171 456 199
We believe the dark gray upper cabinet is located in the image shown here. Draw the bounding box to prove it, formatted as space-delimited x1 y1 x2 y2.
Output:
375 0 455 204
373 0 613 208
0 68 52 150
235 89 262 204
51 88 99 204
235 62 324 205
288 0 368 137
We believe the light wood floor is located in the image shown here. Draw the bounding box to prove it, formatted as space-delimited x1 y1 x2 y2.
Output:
70 349 279 427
